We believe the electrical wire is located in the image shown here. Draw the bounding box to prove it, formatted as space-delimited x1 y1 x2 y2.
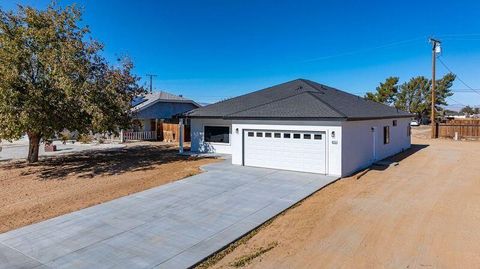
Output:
301 36 426 63
437 57 480 97
447 96 466 107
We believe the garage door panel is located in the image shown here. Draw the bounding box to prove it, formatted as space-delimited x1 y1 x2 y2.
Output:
243 130 326 174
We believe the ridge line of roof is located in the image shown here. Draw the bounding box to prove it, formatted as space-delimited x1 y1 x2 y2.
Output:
303 79 409 116
224 90 314 118
305 91 348 118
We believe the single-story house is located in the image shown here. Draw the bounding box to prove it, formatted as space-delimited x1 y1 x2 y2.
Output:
184 79 412 177
127 91 200 141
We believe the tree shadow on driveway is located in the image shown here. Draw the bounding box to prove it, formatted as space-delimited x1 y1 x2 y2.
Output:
0 144 209 180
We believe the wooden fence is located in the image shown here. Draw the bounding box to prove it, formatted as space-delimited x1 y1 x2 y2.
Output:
438 119 480 138
157 123 191 142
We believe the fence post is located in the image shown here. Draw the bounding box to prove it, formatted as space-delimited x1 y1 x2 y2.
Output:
120 130 124 143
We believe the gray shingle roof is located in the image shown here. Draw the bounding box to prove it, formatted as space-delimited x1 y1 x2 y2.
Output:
133 91 199 111
185 79 412 120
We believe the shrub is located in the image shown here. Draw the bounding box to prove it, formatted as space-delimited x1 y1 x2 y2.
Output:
78 134 93 144
59 130 72 143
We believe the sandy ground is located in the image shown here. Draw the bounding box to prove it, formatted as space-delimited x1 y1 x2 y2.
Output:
0 142 218 233
208 127 480 269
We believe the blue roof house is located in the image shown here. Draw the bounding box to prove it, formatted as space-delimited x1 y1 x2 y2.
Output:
126 91 200 141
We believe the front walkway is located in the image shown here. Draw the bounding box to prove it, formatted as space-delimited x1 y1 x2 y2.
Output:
0 158 338 269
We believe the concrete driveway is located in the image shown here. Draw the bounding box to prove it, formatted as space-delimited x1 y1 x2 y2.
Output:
0 158 338 269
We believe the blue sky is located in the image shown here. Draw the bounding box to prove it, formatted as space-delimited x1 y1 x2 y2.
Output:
2 0 480 107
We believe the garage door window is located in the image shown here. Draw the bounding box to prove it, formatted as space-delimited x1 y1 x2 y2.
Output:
274 133 281 138
314 134 322 140
265 132 272 138
284 133 291 138
304 134 311 139
256 132 263 137
204 126 229 143
247 132 254 137
293 133 301 139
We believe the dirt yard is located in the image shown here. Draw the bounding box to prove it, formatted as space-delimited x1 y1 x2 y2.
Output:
0 142 218 233
206 127 480 269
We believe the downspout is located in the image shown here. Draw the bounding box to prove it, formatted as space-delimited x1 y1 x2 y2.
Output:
179 118 184 154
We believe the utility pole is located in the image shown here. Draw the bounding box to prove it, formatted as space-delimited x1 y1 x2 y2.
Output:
145 74 158 94
429 38 441 139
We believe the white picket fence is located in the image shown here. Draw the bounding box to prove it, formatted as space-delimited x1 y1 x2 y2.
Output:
122 131 157 141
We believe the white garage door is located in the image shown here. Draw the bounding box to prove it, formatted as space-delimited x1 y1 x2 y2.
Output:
243 130 327 174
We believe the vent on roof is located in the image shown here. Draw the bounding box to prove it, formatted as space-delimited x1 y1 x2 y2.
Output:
295 86 303 91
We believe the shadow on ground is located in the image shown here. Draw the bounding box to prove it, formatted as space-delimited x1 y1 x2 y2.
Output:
356 144 429 178
0 144 206 180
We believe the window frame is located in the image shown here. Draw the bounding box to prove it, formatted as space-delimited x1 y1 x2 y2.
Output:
383 126 390 144
204 125 230 144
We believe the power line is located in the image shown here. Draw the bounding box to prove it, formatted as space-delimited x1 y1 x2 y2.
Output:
447 96 465 107
301 36 426 63
437 33 480 38
436 57 480 97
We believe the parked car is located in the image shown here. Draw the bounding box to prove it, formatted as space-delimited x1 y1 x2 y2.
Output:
410 120 420 126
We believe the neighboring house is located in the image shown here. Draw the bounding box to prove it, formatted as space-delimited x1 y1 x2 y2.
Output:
184 79 412 177
127 91 200 141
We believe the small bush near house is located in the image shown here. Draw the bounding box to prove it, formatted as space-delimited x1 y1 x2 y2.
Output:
78 134 93 144
59 130 72 144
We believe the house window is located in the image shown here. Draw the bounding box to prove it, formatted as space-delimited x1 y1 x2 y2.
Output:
274 133 281 138
304 134 311 139
383 126 390 144
204 126 229 143
284 133 291 138
393 120 397 126
293 133 301 139
247 132 254 137
314 134 322 140
265 132 272 138
256 132 263 137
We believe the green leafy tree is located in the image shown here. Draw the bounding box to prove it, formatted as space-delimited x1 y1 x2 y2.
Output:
395 76 430 119
0 3 144 162
460 105 475 115
364 77 400 105
395 73 455 120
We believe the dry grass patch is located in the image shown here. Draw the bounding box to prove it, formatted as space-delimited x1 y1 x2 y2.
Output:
229 242 278 268
0 142 219 233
